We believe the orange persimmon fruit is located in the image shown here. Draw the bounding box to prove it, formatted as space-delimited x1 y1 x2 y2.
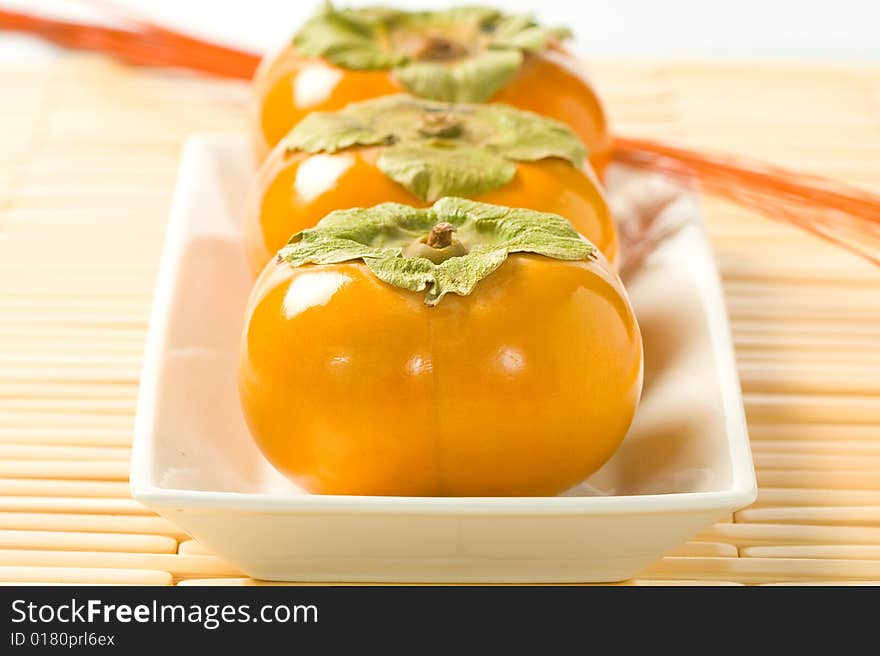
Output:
251 4 612 173
245 95 617 274
239 198 643 497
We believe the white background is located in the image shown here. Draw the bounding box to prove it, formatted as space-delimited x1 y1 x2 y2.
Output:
2 0 880 62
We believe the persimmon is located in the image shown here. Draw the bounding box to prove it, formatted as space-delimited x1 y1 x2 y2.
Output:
239 198 643 496
245 94 617 274
251 4 612 173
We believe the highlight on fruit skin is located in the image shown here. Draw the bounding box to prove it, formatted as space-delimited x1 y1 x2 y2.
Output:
239 198 643 496
250 3 612 172
245 94 618 274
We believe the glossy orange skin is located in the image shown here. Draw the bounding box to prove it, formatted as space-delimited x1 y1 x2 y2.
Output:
245 146 618 275
250 46 612 173
239 254 643 496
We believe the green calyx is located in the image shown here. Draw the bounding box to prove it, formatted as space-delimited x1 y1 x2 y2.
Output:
293 3 571 102
285 94 586 201
277 197 596 306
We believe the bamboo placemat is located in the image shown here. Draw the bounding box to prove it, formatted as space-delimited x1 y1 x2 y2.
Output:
0 55 878 586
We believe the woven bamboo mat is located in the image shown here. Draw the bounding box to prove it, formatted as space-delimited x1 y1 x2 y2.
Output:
0 55 878 586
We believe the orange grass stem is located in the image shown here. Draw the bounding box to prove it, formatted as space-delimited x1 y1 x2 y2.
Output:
612 136 880 265
0 9 259 78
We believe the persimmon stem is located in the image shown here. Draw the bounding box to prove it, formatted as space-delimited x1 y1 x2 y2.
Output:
412 34 468 61
405 223 467 263
426 223 457 249
418 112 462 138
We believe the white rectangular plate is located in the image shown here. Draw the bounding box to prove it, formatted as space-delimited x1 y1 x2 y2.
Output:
131 135 755 583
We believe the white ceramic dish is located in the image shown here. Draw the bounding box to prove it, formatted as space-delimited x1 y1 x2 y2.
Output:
131 135 755 583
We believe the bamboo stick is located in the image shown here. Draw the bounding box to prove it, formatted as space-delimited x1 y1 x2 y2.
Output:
639 557 880 583
736 506 880 527
0 382 139 399
0 414 133 429
745 394 880 425
175 578 743 586
0 529 176 553
721 261 880 282
0 478 131 497
0 460 130 480
666 541 739 557
0 444 131 460
734 335 880 352
0 399 137 413
0 427 132 446
724 281 880 301
172 578 350 587
737 350 880 366
627 580 744 586
739 367 880 395
755 488 880 507
743 545 880 559
751 442 880 457
725 301 880 323
0 512 187 539
759 581 880 586
0 328 145 340
747 424 880 441
0 496 149 515
696 522 880 547
756 470 880 490
753 453 880 471
177 540 211 556
0 565 172 585
0 550 242 577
